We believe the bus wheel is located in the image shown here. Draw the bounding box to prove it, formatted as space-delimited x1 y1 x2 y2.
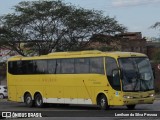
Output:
24 93 33 107
0 94 4 99
35 93 43 108
127 105 136 110
98 94 109 110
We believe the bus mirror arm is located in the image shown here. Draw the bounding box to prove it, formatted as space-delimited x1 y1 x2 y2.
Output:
119 68 123 80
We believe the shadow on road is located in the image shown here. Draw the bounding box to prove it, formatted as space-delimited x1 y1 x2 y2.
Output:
0 99 154 111
12 103 152 111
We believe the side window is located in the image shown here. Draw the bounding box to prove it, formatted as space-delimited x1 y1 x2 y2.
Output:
56 60 61 74
16 61 23 74
9 60 34 74
23 61 35 74
21 61 28 74
8 61 25 74
106 57 121 90
75 58 89 73
48 59 56 74
35 60 48 74
90 57 104 74
8 61 17 74
61 59 74 74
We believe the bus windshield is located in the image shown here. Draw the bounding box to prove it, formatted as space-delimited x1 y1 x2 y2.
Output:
119 57 154 92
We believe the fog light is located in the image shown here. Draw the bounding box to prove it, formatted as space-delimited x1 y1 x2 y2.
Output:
149 94 154 97
123 95 133 99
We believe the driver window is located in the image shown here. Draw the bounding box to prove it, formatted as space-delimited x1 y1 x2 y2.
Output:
106 57 121 91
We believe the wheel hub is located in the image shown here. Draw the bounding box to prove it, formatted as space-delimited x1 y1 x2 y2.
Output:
36 97 42 106
26 97 31 104
101 98 106 107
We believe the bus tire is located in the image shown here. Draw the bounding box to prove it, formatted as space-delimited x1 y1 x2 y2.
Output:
35 93 43 108
24 93 34 107
97 94 109 110
127 105 136 110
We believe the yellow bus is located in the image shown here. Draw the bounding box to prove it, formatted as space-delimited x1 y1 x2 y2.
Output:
7 50 155 110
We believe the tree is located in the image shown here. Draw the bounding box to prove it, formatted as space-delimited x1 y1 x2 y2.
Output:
0 0 127 56
0 62 6 85
152 22 160 62
152 22 160 30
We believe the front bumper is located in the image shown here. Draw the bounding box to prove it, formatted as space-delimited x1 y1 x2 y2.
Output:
123 96 155 105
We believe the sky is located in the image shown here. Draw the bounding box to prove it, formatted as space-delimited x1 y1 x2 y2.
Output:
0 0 160 38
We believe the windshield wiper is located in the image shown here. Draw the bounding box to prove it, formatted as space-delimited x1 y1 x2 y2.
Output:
133 73 140 91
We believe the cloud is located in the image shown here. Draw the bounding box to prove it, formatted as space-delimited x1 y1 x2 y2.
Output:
112 0 160 7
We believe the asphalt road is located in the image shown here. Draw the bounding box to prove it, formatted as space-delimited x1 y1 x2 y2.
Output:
0 99 160 119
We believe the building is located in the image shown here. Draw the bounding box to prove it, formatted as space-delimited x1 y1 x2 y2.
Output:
88 34 119 50
146 41 160 60
146 41 160 91
116 32 147 54
89 32 160 91
89 32 147 54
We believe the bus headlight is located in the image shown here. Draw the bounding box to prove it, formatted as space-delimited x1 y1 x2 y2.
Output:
149 94 154 97
123 95 133 99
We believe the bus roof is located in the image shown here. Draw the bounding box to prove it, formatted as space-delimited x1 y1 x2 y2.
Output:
8 50 147 61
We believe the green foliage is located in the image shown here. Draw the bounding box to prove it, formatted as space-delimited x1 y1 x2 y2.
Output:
0 0 127 56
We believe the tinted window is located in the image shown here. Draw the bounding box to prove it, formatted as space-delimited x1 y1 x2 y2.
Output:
24 61 35 74
75 58 89 73
8 61 17 74
55 60 61 74
16 61 23 74
48 59 56 74
9 60 45 74
35 60 48 74
106 57 121 90
8 57 104 75
90 57 104 74
9 61 28 74
61 59 74 74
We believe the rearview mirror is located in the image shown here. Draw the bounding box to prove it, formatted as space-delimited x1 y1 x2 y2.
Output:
112 68 122 79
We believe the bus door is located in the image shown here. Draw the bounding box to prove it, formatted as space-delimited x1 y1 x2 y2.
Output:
105 57 121 105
